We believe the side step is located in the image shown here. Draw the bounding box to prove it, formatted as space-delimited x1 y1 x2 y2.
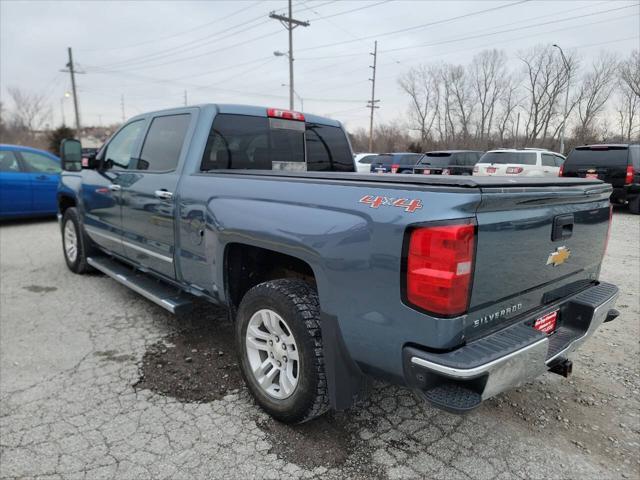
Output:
87 256 193 315
420 383 482 414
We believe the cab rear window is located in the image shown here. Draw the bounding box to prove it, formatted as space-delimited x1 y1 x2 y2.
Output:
200 114 353 172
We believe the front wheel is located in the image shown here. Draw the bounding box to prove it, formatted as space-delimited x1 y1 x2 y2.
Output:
236 279 329 424
61 207 94 274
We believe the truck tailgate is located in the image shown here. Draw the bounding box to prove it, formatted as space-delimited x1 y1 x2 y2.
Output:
468 182 612 334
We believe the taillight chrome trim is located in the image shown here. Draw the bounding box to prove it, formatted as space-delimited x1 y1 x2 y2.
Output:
400 218 478 318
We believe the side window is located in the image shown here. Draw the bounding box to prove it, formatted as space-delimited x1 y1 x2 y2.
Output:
542 153 556 167
306 124 354 172
359 155 377 164
0 150 20 172
104 120 144 170
20 151 61 173
629 146 639 169
137 114 191 171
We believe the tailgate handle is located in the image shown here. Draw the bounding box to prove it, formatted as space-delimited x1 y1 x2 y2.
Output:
552 214 574 241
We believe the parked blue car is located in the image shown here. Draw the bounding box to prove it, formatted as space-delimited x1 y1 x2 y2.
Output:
0 144 61 219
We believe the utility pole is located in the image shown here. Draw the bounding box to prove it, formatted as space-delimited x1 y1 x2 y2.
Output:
184 90 188 106
269 0 309 110
120 95 125 123
367 41 379 152
514 111 520 149
553 44 570 155
61 47 82 135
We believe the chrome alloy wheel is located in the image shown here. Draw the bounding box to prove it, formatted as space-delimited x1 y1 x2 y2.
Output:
245 309 299 399
63 220 78 263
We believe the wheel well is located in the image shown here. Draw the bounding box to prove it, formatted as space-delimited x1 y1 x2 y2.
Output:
58 195 76 214
225 243 316 311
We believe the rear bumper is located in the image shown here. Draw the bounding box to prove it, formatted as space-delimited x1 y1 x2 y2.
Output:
403 282 619 413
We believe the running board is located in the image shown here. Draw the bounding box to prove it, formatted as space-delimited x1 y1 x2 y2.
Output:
87 256 193 315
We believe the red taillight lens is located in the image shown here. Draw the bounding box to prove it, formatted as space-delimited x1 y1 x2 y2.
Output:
558 163 564 176
391 164 400 173
406 223 475 316
625 165 634 184
267 107 305 121
506 166 524 174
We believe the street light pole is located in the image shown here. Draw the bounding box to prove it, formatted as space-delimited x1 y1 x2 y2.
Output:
553 44 570 155
281 84 303 111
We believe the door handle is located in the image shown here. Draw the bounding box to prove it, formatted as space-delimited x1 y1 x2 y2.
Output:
35 175 48 180
154 190 173 200
109 184 121 191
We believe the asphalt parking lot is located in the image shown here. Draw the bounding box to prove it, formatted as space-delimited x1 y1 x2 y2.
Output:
1 210 638 480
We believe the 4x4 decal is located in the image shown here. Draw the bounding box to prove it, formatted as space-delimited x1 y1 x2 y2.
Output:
359 195 423 213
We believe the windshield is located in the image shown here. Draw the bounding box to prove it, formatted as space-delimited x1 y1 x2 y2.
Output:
566 147 629 166
480 151 537 165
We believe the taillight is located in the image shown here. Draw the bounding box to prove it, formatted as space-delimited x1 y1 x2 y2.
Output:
406 222 475 317
423 169 431 175
506 166 524 174
559 163 564 176
391 164 400 174
603 204 613 256
267 107 305 121
625 165 634 184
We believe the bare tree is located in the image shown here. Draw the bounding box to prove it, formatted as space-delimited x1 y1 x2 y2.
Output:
446 64 474 146
619 49 640 99
519 45 577 145
574 53 619 143
495 76 521 146
470 49 507 145
7 87 52 133
398 65 440 145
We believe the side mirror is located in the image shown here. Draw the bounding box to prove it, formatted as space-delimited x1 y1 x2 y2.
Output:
60 139 82 171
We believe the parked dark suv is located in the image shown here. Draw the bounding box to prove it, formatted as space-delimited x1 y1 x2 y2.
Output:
413 150 484 175
561 144 640 214
369 152 424 173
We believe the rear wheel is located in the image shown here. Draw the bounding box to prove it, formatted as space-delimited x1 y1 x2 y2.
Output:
629 196 640 215
236 279 329 424
61 207 95 274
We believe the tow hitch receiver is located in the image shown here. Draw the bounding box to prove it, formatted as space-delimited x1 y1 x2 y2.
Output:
550 359 573 378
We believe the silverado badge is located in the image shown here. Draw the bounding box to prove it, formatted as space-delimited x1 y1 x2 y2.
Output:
547 246 571 266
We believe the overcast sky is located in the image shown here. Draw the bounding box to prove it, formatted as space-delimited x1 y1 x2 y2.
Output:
1 0 638 130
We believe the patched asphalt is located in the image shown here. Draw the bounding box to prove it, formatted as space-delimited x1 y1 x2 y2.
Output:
1 210 638 480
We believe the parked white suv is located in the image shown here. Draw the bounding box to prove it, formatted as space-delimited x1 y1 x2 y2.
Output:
353 153 377 173
473 149 565 177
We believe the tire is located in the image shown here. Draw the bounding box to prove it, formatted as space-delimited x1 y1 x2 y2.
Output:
61 207 95 274
236 279 329 424
629 196 640 215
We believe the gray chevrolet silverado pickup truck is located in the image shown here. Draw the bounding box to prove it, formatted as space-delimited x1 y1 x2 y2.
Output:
57 104 620 424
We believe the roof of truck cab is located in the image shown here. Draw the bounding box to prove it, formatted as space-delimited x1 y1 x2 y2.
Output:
129 104 342 128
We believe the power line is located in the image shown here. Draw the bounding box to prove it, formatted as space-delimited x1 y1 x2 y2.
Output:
296 0 530 52
78 1 262 53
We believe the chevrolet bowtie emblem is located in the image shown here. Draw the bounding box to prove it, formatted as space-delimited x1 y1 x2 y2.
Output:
547 246 571 266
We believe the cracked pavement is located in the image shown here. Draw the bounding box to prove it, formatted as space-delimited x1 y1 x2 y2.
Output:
1 211 638 479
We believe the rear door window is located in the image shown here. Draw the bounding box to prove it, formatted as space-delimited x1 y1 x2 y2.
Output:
137 114 191 171
541 154 556 167
20 151 61 173
0 151 21 172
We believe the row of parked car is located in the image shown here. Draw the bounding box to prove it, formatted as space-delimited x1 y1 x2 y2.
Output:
353 145 640 212
1 142 638 219
354 148 565 177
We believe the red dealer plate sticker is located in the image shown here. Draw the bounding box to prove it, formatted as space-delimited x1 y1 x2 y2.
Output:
534 310 558 334
486 167 497 174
